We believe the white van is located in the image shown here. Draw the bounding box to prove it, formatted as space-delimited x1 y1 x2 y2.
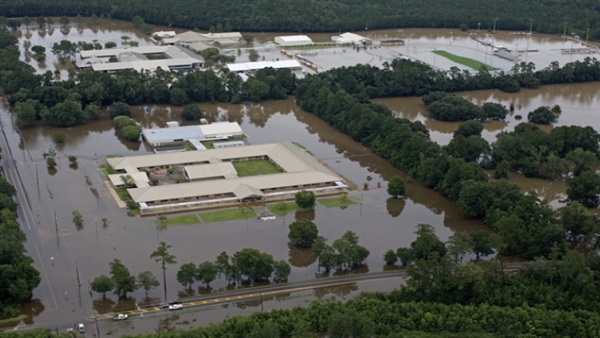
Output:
76 323 85 333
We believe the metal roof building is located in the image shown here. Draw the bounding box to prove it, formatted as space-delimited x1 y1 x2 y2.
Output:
141 122 243 147
106 142 347 212
274 35 314 46
332 32 372 45
78 45 204 72
226 60 302 73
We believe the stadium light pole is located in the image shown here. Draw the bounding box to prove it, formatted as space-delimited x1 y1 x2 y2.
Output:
493 18 498 34
529 19 534 34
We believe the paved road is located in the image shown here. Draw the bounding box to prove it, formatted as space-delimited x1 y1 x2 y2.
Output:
14 270 405 334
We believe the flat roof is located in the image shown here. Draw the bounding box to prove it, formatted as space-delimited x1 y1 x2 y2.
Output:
108 142 343 203
184 162 237 180
107 142 331 174
201 122 243 138
128 171 340 203
275 35 313 42
142 122 242 145
108 172 149 187
80 45 203 72
226 60 302 72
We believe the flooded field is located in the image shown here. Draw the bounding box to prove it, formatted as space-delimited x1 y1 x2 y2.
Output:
2 19 600 333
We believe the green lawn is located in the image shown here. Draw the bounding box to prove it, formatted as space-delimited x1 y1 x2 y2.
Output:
157 214 201 226
199 208 256 223
233 159 283 177
200 141 215 149
318 197 358 208
433 50 496 71
267 202 298 216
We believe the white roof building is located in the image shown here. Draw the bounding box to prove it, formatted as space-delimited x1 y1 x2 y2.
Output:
226 60 302 73
78 45 204 72
274 35 314 46
142 122 243 147
332 32 371 45
106 142 347 212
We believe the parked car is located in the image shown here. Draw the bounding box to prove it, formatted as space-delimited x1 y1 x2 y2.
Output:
168 303 183 311
76 323 85 333
113 313 128 321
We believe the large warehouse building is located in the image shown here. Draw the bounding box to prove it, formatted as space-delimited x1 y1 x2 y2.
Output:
106 142 347 213
274 35 314 46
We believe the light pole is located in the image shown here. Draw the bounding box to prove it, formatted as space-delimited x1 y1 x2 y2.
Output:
563 22 568 37
478 22 481 31
493 18 498 34
529 19 534 34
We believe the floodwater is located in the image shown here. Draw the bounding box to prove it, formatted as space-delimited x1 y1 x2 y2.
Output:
2 20 599 333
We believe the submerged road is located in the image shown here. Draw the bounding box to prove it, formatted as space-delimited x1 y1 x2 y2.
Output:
11 270 405 334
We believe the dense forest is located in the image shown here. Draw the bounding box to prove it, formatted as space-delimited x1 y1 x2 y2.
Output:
1 0 600 39
0 177 40 316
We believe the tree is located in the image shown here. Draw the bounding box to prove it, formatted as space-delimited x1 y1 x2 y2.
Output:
411 224 447 261
137 271 159 297
560 201 596 245
288 220 319 248
181 105 203 121
384 249 398 266
242 34 254 44
469 230 495 260
30 45 45 56
120 124 141 142
90 275 113 299
248 49 260 62
333 231 370 270
15 100 38 128
233 248 274 283
215 251 234 284
109 259 137 298
109 101 131 118
196 261 218 287
72 210 83 229
396 248 415 267
295 190 316 209
454 120 483 138
273 260 291 282
150 241 177 298
59 16 69 27
528 106 556 124
567 170 600 208
176 263 197 289
387 176 406 198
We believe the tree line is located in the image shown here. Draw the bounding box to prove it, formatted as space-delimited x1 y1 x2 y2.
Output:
1 0 600 38
0 177 40 316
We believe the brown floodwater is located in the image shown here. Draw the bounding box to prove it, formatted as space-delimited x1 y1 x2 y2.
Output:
3 20 599 332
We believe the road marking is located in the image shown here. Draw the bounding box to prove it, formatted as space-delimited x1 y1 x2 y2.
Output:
33 244 58 311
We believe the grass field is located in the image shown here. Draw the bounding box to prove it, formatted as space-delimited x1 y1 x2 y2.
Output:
233 159 283 177
318 197 358 208
433 50 496 71
267 202 298 215
158 214 201 226
199 208 256 223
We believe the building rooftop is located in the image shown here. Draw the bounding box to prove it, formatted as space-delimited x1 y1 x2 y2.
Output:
141 122 243 146
226 60 302 72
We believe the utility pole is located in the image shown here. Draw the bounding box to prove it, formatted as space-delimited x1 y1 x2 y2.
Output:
563 22 568 37
529 19 534 34
54 210 59 246
586 27 590 43
493 18 498 34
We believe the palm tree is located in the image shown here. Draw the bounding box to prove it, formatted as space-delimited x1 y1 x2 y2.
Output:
150 241 176 299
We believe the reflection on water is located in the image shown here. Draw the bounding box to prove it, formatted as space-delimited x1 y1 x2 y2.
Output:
375 82 600 146
288 245 317 268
